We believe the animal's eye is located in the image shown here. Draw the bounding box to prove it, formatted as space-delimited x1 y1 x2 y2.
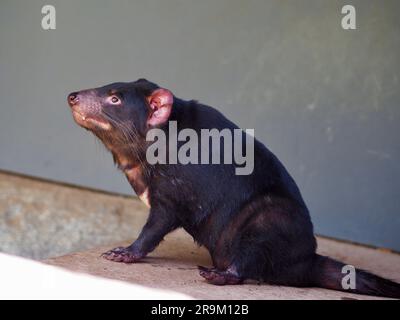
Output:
109 95 121 105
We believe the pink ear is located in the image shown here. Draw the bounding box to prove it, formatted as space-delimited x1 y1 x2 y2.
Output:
147 88 173 126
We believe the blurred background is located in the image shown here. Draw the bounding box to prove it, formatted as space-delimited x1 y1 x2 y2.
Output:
0 0 399 258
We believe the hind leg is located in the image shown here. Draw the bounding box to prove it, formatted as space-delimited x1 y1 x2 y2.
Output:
204 196 317 286
198 265 243 285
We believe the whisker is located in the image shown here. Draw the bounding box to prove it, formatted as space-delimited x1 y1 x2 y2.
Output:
100 110 151 179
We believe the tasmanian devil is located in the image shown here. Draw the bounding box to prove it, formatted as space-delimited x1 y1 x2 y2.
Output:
67 78 400 298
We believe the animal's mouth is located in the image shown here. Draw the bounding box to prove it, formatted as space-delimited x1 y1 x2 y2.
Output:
72 110 88 121
72 110 111 130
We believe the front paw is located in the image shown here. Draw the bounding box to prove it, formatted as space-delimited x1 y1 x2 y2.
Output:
101 246 141 263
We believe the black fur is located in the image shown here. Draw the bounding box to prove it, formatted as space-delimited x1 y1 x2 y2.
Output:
68 79 400 298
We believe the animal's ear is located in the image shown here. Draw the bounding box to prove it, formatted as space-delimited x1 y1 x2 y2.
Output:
147 88 173 126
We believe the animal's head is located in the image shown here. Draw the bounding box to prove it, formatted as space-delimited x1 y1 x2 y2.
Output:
67 78 174 146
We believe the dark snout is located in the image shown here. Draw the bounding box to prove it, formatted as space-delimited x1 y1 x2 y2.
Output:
67 89 110 130
68 92 80 107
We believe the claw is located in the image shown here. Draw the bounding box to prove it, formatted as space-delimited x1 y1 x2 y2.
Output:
101 247 140 263
198 266 243 285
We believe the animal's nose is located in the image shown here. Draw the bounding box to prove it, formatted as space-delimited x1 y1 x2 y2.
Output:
68 92 79 106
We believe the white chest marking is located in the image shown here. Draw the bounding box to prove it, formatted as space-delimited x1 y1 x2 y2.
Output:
138 188 151 208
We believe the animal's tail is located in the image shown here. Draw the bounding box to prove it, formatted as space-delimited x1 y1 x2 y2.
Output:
311 254 400 298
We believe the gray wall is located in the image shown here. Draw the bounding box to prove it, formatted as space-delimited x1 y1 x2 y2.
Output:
1 0 399 250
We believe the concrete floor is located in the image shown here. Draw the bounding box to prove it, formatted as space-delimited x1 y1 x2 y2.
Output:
45 231 400 300
0 171 147 259
0 171 399 299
